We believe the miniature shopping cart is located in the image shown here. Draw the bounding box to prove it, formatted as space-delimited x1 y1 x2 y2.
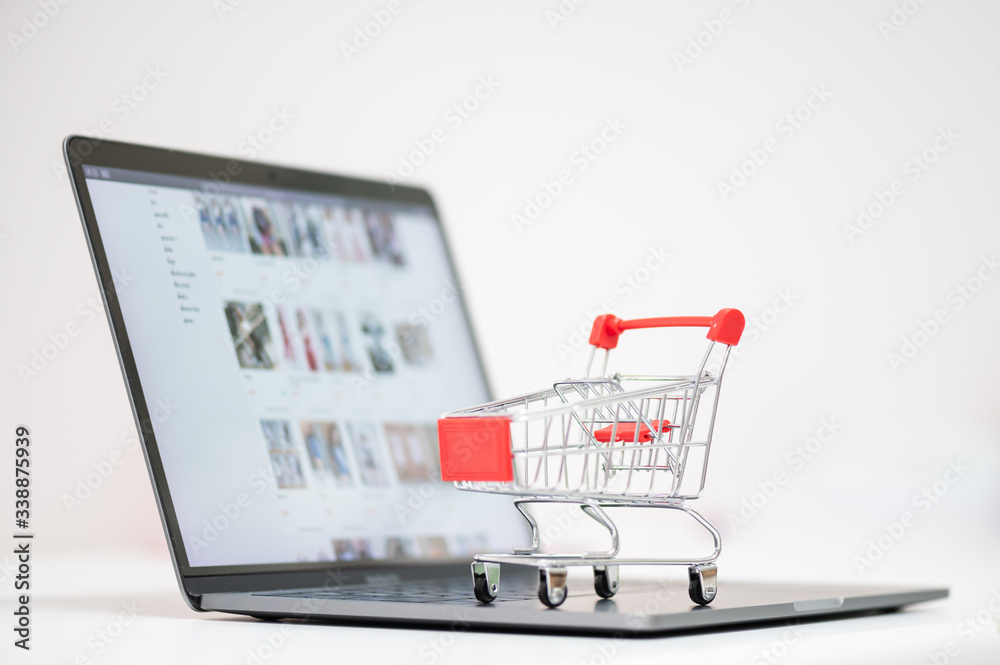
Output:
437 309 744 608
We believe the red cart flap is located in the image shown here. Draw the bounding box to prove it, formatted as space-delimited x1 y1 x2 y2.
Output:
438 416 513 482
593 419 670 443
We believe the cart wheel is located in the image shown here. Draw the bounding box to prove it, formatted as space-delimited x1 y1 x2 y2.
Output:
688 564 717 605
538 567 568 608
593 565 619 599
472 562 500 604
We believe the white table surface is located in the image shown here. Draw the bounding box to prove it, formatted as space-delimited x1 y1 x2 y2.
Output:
7 549 999 665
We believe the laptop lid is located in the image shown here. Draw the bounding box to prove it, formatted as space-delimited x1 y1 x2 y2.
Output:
64 136 524 606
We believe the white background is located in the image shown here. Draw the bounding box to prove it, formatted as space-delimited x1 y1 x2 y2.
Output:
1 0 999 663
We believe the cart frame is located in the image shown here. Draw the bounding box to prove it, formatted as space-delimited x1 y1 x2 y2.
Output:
437 309 744 607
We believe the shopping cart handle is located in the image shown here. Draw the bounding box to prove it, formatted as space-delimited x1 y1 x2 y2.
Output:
588 308 745 350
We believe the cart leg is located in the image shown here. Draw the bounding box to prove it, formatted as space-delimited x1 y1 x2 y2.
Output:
472 562 500 604
593 565 619 599
678 504 723 562
580 503 621 557
688 564 717 605
509 500 541 555
538 567 568 608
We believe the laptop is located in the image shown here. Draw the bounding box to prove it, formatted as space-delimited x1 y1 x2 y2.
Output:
64 136 946 634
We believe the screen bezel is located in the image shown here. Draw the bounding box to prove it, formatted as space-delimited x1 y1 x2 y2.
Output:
64 136 501 600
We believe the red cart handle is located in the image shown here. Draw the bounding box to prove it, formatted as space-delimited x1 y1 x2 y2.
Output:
588 308 745 350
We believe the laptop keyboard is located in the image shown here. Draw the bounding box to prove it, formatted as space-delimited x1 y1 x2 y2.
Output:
255 576 538 604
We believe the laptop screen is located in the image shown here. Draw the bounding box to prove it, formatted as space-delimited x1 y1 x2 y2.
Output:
79 161 519 569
